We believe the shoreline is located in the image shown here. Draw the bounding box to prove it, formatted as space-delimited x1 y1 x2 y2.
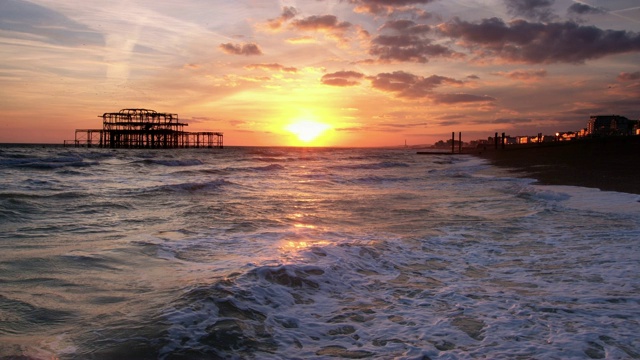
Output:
467 136 640 195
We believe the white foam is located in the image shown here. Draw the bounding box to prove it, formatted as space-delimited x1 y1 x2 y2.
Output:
534 184 640 215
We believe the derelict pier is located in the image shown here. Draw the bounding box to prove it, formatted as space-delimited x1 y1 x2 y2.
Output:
65 108 223 149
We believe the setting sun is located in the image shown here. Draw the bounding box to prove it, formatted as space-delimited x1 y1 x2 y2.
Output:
285 120 331 144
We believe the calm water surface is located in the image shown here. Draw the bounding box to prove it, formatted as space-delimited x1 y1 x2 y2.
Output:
1 145 639 359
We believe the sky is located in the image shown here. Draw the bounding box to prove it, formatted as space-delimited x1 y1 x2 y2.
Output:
0 0 639 147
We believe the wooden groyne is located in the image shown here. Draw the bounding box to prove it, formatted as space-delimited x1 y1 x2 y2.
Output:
417 132 463 155
65 108 223 149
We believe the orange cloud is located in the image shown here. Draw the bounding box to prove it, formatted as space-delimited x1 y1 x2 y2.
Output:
219 42 263 56
290 15 353 44
321 71 366 86
245 63 298 73
348 0 437 15
618 71 640 81
266 6 298 30
495 69 548 81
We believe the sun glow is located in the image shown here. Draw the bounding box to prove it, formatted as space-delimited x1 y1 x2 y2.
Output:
285 119 331 144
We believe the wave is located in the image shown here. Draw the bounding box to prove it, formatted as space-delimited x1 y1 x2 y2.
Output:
252 164 285 171
350 175 414 185
0 295 77 335
153 240 402 358
223 163 285 173
252 157 285 163
329 161 410 170
145 179 234 194
0 156 98 170
134 159 204 167
0 191 88 201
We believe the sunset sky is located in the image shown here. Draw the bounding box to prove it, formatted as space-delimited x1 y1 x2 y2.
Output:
1 0 639 146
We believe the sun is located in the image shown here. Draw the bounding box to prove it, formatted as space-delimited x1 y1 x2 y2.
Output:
285 119 331 144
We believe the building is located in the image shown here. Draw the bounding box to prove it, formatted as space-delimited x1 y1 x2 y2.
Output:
587 115 632 136
65 108 223 148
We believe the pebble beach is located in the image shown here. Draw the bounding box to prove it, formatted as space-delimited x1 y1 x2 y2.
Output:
473 136 640 195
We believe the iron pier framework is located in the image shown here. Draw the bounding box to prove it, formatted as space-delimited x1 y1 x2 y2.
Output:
65 108 223 149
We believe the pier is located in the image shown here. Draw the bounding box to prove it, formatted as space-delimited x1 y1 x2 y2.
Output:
65 108 223 149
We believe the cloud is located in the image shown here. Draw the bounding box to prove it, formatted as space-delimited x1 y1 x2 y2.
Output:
219 42 263 56
567 3 605 16
491 117 534 124
290 14 352 44
245 63 298 73
432 93 497 104
496 69 548 80
438 17 640 64
266 6 298 30
369 71 461 98
347 0 437 15
367 71 496 104
504 0 556 22
617 71 640 81
0 0 104 47
321 71 366 86
291 15 351 31
379 20 431 34
286 36 316 44
370 20 460 63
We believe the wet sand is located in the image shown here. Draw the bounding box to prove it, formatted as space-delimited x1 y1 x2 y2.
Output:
470 136 640 195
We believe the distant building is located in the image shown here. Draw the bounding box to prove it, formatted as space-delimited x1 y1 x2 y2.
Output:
557 132 577 141
587 115 632 136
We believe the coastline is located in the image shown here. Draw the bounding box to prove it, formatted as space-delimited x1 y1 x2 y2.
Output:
469 136 640 195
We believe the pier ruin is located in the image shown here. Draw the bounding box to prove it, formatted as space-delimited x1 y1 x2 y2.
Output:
65 108 223 149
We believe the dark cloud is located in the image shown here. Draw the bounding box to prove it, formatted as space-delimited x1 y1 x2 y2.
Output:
432 93 497 104
348 0 437 15
219 42 263 56
290 15 352 43
367 71 495 104
291 15 351 32
370 71 462 98
567 3 605 16
438 17 640 64
0 0 104 46
245 63 298 73
321 71 366 86
496 69 547 80
267 6 298 30
379 20 431 34
370 20 459 63
617 71 640 81
491 117 534 124
504 0 556 22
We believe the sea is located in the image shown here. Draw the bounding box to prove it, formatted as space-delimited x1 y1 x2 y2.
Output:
1 144 639 360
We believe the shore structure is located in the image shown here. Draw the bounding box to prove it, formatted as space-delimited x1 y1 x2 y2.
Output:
65 108 223 149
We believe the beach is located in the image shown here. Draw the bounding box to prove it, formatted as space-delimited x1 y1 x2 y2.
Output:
472 136 640 195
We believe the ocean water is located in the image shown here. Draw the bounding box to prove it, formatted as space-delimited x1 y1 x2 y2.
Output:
1 145 639 360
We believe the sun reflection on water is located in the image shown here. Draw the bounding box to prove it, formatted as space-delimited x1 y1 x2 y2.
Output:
279 238 331 263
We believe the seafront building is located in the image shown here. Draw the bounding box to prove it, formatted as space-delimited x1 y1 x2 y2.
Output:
437 114 639 150
65 108 223 149
587 115 638 136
